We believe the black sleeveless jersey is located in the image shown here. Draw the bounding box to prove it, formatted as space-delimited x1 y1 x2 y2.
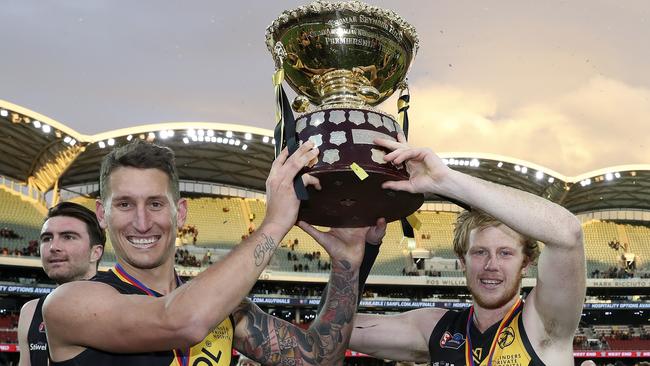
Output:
428 307 545 366
50 270 234 366
27 296 49 366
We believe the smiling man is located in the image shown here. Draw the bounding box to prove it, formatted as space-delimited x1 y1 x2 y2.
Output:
348 134 586 366
43 139 367 366
17 202 106 366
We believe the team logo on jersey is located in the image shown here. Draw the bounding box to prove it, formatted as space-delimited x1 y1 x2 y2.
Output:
38 321 46 333
439 331 465 350
498 326 516 349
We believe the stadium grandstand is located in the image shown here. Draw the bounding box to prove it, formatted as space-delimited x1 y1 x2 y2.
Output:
1 99 649 365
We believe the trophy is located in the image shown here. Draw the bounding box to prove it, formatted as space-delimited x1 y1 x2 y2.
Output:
266 0 423 227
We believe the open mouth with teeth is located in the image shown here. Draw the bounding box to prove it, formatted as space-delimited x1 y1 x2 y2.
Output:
480 279 503 288
127 236 161 249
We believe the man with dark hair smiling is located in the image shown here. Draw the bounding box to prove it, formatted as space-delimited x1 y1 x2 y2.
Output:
44 139 370 365
18 202 106 366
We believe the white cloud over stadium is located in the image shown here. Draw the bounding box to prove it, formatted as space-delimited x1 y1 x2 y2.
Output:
1 0 648 176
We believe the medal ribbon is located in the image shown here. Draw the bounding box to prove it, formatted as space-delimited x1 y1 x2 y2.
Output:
465 298 523 366
112 263 189 366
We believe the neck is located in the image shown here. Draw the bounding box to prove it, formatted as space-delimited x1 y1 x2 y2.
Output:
472 296 519 333
56 269 98 286
116 259 177 295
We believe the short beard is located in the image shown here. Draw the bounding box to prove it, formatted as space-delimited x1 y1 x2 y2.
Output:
469 275 523 310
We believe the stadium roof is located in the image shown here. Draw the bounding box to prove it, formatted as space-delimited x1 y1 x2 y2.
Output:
2 99 650 214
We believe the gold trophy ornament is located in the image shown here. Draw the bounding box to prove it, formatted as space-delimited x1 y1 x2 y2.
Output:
266 0 423 227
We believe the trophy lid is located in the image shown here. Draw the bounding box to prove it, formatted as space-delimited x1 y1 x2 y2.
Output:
266 1 419 107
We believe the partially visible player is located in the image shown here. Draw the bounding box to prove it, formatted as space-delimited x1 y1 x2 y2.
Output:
17 202 105 365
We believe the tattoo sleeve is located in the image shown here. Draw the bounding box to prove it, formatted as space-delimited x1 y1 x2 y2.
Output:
317 242 379 312
233 258 359 366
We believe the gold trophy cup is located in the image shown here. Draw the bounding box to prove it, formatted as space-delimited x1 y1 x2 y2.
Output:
266 0 423 227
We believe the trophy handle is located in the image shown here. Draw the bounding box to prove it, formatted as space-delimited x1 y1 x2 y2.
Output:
273 41 287 70
397 80 410 96
397 80 410 139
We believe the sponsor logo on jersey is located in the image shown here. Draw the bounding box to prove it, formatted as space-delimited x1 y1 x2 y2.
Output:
30 342 47 351
439 331 465 350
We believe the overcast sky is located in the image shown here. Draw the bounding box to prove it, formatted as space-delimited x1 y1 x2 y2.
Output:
1 0 649 176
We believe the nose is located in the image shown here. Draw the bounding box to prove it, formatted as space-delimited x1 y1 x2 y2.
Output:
133 204 153 232
48 237 63 253
484 254 499 271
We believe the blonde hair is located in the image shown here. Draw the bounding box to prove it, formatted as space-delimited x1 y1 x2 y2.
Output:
453 210 540 264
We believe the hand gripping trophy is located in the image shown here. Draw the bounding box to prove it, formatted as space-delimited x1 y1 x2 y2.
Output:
266 0 423 227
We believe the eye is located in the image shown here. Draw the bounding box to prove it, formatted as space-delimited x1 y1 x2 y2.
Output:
150 201 165 210
40 236 52 244
116 201 132 210
63 234 76 240
472 249 486 256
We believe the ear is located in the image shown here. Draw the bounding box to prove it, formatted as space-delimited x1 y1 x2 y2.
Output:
96 199 108 229
458 257 466 271
90 244 104 264
176 198 188 228
521 257 531 277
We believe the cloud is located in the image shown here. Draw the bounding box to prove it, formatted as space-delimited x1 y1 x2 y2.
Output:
405 76 650 176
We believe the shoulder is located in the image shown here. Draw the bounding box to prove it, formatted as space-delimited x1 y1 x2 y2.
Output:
18 298 40 331
402 307 451 341
43 280 120 318
20 298 40 319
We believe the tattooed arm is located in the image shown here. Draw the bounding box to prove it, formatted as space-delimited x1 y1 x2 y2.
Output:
317 218 386 312
233 226 368 366
43 144 321 361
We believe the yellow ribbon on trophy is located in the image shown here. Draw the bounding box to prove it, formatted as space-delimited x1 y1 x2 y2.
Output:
272 67 309 200
273 69 285 157
397 84 410 138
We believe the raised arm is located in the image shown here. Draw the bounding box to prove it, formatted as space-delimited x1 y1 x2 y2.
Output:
436 170 585 342
316 217 386 312
233 225 368 366
377 135 585 344
44 143 320 360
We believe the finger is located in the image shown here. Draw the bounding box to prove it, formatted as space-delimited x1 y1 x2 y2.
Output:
376 217 387 232
282 144 319 177
297 221 328 243
366 218 386 245
382 180 414 193
396 132 407 144
386 148 424 165
271 147 290 170
373 137 404 151
287 141 318 169
302 174 322 190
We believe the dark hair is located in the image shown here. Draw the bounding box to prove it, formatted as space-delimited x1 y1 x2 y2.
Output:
46 202 106 266
99 139 180 202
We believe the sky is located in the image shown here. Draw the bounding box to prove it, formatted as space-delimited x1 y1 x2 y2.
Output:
1 0 649 177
